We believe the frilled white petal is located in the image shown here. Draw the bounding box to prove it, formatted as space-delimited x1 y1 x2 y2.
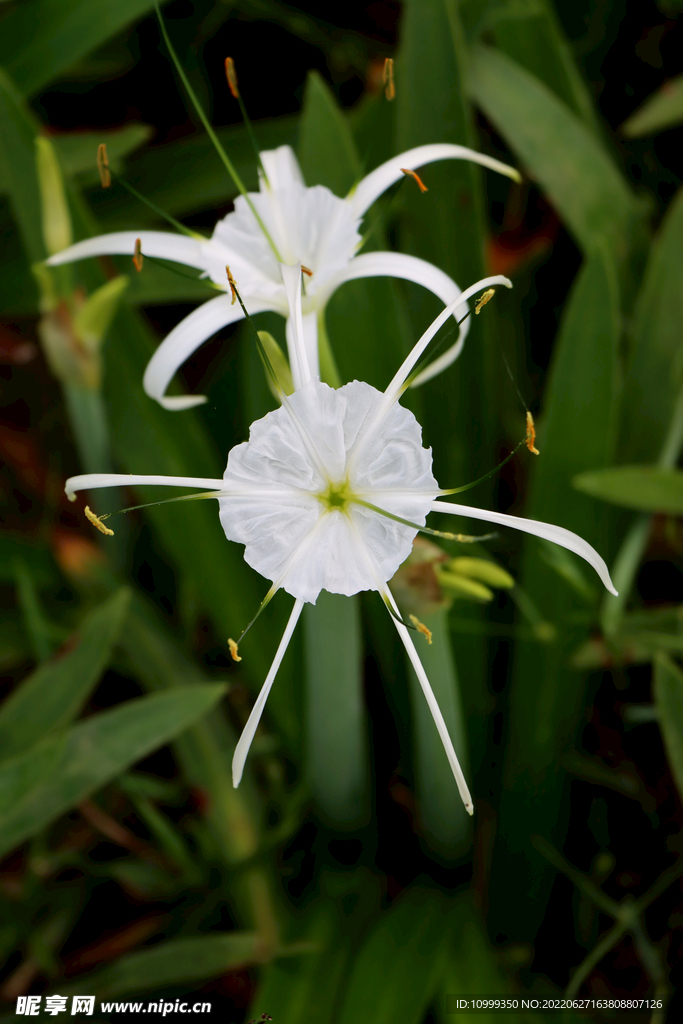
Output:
143 294 272 410
232 597 305 786
318 251 470 380
259 145 306 189
385 588 473 813
348 143 521 219
45 231 206 270
430 500 617 595
218 379 438 603
65 473 224 500
207 185 362 300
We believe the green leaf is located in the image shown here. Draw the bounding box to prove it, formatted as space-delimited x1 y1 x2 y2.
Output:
407 608 470 854
304 592 367 825
654 653 683 803
337 888 449 1024
467 45 640 259
619 189 683 463
621 75 683 137
0 0 168 97
489 0 601 132
0 589 131 762
118 602 261 864
297 71 360 194
574 466 683 513
58 932 260 998
489 247 623 941
0 68 44 261
0 684 225 858
251 903 349 1024
13 557 56 662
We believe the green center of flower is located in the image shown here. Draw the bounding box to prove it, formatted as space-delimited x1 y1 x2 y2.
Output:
317 478 355 514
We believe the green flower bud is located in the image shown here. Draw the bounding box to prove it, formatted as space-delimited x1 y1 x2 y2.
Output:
35 136 72 257
435 569 494 603
446 556 514 589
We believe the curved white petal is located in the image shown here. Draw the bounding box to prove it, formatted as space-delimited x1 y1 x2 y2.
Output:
319 251 470 381
385 588 473 814
232 597 305 786
65 473 223 500
280 264 311 389
348 143 521 219
45 231 205 270
259 146 306 190
143 294 272 410
430 500 618 596
383 275 512 406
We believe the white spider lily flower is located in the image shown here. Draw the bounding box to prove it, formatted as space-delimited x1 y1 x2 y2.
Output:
46 143 520 410
65 268 616 815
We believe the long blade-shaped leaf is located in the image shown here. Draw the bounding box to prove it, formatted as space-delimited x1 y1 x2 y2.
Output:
304 592 367 825
0 684 225 858
0 588 131 762
490 246 622 941
467 44 640 259
654 652 683 803
0 0 168 97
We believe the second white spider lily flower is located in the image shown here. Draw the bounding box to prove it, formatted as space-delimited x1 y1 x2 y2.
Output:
65 268 616 815
46 143 520 410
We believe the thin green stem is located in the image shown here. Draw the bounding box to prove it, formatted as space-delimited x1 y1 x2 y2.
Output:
153 1 283 263
565 922 625 997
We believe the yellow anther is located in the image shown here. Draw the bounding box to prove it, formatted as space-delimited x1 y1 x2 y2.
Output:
132 238 143 273
526 411 540 455
84 506 114 536
225 57 239 99
228 638 242 662
226 266 238 305
301 265 313 277
474 288 495 314
409 614 432 644
97 143 111 188
383 58 395 101
400 167 428 193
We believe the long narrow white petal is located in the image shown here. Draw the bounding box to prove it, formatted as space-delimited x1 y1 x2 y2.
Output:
232 598 305 786
348 144 521 219
319 251 470 382
431 500 618 596
280 264 311 389
383 275 512 406
143 294 269 410
286 311 320 383
45 231 205 270
65 473 224 500
385 589 473 814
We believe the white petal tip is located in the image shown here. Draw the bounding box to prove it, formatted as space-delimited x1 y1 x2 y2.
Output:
232 764 243 788
508 169 522 183
66 490 76 502
465 801 474 816
157 394 208 411
609 585 619 597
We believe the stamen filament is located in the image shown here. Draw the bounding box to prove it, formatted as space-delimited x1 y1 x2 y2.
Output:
353 497 497 544
108 167 202 239
439 439 527 497
224 56 270 187
153 2 283 263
